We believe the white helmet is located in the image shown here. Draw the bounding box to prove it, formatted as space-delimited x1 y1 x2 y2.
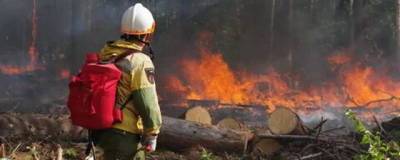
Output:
121 3 155 35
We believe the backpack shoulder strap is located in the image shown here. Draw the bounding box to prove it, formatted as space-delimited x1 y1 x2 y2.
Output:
113 49 137 63
99 49 138 64
115 49 139 111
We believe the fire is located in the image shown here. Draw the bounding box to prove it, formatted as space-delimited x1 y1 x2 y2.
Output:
180 52 253 104
0 0 42 75
341 65 400 107
0 64 37 75
166 42 400 114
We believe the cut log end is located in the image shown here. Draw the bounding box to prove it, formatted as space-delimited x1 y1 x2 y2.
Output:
268 107 307 135
252 139 282 156
268 107 298 134
184 106 212 125
217 117 246 131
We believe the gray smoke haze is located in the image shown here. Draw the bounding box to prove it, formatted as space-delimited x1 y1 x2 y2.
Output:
0 0 397 115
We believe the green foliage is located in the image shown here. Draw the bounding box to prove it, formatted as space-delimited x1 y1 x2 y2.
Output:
345 109 400 160
63 148 78 159
200 148 216 160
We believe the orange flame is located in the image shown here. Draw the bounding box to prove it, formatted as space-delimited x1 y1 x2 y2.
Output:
0 0 42 75
341 65 400 107
166 46 400 115
180 52 253 104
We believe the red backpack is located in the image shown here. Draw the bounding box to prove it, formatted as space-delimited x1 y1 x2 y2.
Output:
67 52 132 129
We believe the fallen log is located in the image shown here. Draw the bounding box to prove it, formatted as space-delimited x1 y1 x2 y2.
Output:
217 117 247 131
268 107 308 135
0 113 253 154
251 138 282 156
210 104 267 128
160 99 268 128
159 100 189 118
158 116 253 153
257 133 349 143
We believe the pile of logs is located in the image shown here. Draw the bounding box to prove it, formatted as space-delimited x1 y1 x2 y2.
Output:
0 100 399 159
252 107 358 159
161 99 268 127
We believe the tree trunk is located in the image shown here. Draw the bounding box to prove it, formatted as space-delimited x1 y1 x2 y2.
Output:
251 138 282 156
269 0 276 52
349 0 355 47
209 104 268 128
288 0 293 71
397 0 400 60
158 116 253 153
160 100 268 128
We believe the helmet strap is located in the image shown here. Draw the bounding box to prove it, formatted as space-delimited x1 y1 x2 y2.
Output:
134 36 155 60
147 43 155 60
121 34 155 60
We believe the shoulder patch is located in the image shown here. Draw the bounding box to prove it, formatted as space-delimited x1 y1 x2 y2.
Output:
145 68 155 84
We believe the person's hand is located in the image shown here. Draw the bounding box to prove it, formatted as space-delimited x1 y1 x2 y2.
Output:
141 135 157 152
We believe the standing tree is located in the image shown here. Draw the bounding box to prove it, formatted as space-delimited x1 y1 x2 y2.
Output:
397 0 400 60
270 0 276 53
349 0 355 48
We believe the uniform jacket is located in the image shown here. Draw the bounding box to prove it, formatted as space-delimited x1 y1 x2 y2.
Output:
98 39 162 135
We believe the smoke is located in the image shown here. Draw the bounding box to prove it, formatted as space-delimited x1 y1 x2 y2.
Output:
0 0 398 113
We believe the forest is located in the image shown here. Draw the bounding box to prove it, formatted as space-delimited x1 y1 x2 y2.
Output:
0 0 399 159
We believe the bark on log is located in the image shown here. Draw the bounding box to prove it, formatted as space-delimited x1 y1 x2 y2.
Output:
158 116 253 153
210 104 267 128
267 107 308 135
0 113 253 154
159 100 188 118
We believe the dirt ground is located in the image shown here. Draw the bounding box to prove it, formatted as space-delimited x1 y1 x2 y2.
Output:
0 140 244 160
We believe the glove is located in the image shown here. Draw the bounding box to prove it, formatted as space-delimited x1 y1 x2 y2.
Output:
141 135 157 152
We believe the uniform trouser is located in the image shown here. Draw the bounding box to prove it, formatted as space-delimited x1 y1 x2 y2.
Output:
92 128 145 160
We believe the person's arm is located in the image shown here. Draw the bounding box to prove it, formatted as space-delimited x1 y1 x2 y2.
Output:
130 57 162 135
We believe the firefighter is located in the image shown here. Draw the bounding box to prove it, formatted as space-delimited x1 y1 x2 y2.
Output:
93 3 162 160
